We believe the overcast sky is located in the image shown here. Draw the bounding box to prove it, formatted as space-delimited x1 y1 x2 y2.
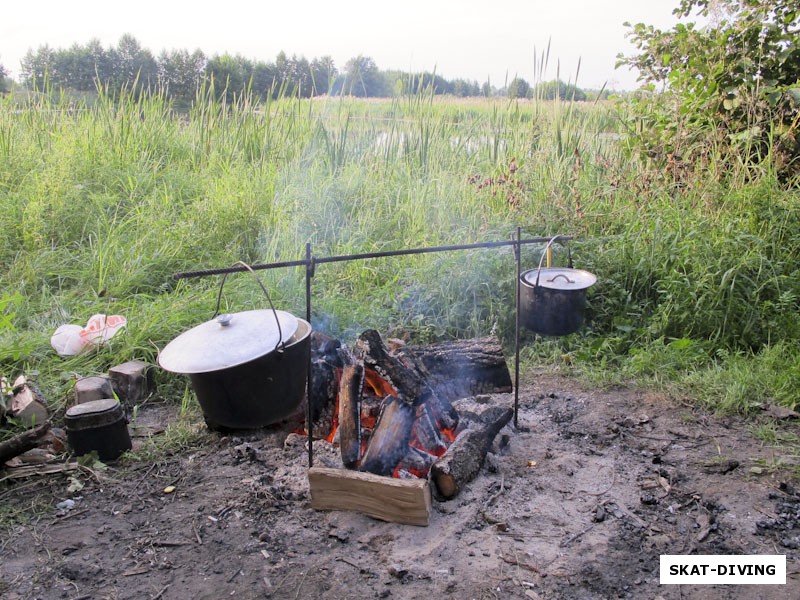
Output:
2 0 684 90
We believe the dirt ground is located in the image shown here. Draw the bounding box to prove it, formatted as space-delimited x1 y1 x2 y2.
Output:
1 372 799 600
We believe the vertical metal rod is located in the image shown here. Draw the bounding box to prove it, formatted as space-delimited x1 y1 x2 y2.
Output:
514 227 522 428
305 242 314 468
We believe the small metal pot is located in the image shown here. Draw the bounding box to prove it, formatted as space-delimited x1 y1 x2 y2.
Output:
520 237 596 336
65 398 132 461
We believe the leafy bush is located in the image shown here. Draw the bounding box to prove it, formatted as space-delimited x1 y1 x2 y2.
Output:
618 0 800 182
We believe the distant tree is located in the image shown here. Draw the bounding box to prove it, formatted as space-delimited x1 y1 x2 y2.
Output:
86 38 112 84
20 45 57 89
0 61 9 93
60 43 98 91
287 54 313 97
274 51 290 86
450 78 481 97
507 77 531 99
110 34 157 93
343 55 385 97
205 53 249 102
481 79 492 97
158 48 206 100
532 79 586 101
408 72 449 95
310 55 337 95
251 60 278 98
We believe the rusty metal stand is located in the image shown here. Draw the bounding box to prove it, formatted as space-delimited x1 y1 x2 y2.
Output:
305 242 315 468
514 227 522 428
173 231 573 468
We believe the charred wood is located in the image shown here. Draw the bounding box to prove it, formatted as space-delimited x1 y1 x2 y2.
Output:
308 333 342 423
359 395 415 476
337 352 364 469
395 446 438 478
354 330 458 434
401 336 512 402
353 330 423 404
431 397 513 500
311 331 342 365
409 403 447 457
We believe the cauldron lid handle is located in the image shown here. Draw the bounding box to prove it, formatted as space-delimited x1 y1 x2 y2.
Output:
213 261 286 354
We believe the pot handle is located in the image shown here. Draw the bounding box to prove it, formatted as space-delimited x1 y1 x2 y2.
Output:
547 273 575 284
213 261 286 354
534 235 571 286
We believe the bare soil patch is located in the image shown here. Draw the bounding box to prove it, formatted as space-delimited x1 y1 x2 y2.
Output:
1 373 798 599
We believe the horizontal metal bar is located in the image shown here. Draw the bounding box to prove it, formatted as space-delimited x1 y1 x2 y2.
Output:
172 235 572 280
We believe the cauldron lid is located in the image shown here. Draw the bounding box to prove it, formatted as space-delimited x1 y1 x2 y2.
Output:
157 309 298 374
521 267 597 291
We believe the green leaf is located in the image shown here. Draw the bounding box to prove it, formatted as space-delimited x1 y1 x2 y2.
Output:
668 338 694 350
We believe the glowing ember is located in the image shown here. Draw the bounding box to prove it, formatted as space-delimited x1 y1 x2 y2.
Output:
326 366 456 477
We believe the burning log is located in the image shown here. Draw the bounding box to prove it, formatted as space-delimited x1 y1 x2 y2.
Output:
353 330 421 403
308 466 431 526
309 332 342 423
337 351 363 469
396 447 438 479
354 329 460 434
399 336 513 402
359 395 415 476
409 403 448 457
431 395 513 500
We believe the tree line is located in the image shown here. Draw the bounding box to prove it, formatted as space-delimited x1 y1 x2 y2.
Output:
4 35 596 101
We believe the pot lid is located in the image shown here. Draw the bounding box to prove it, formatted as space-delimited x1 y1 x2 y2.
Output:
522 267 597 291
158 309 298 374
65 398 122 418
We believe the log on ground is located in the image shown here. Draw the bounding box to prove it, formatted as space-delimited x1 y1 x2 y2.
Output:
0 422 52 465
430 398 513 500
308 466 431 526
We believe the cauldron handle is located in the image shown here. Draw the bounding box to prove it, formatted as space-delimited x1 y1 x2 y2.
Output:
547 273 575 284
213 261 286 354
535 235 568 287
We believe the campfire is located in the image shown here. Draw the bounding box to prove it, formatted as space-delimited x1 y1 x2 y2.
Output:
306 328 514 525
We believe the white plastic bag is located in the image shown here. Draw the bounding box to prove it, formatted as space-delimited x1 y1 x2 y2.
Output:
51 314 127 356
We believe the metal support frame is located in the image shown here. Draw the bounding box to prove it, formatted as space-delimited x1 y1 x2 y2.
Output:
172 232 572 467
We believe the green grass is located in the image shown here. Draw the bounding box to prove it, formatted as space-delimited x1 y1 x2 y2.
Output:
0 84 798 435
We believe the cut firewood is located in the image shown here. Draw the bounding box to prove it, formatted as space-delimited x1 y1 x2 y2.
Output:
359 395 415 476
0 422 52 465
337 355 364 469
401 336 513 402
308 466 431 526
431 397 513 500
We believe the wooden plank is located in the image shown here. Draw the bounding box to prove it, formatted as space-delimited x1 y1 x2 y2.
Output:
308 466 431 526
